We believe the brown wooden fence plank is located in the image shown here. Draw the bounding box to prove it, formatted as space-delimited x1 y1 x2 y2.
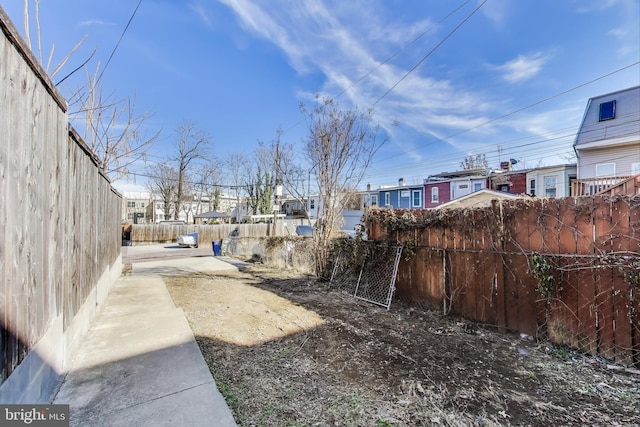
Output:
527 200 545 253
574 198 595 255
495 252 507 330
445 251 461 315
610 197 632 252
558 198 578 254
474 251 495 324
416 221 430 248
595 268 616 360
632 290 640 366
593 197 613 253
612 272 633 365
461 252 476 319
511 254 537 337
629 197 640 250
500 201 517 254
503 256 521 332
511 200 532 255
541 199 561 254
548 260 578 346
575 266 598 355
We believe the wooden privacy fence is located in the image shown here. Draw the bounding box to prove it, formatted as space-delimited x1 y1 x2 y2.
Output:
366 196 640 367
130 221 300 244
1 7 121 402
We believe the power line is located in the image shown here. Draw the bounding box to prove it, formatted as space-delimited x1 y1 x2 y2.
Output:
362 114 640 181
96 0 143 86
280 0 476 135
373 0 488 106
122 170 251 190
373 62 640 165
334 0 473 101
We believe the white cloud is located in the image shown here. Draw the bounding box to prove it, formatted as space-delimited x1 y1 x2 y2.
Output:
218 0 568 168
481 0 511 27
494 52 549 83
575 0 618 14
189 3 213 28
78 20 115 27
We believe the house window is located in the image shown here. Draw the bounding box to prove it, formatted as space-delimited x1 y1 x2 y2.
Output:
474 182 482 192
370 195 378 206
384 192 390 206
458 184 469 190
412 190 421 208
596 163 615 177
544 176 557 197
401 190 410 198
530 179 536 196
599 100 616 121
310 199 315 209
632 163 640 176
431 187 439 203
127 201 136 208
497 184 510 192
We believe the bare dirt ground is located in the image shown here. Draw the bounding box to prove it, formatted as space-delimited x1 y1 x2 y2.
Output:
164 265 640 427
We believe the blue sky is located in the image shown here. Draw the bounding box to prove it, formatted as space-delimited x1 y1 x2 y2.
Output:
3 0 639 193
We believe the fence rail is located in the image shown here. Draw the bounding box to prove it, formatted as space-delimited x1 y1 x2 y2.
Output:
367 196 640 367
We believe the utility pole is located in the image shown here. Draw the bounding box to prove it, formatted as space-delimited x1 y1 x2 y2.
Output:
272 139 281 235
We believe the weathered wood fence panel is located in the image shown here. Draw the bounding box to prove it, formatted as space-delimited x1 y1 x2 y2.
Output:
0 7 122 403
131 221 291 244
367 196 640 367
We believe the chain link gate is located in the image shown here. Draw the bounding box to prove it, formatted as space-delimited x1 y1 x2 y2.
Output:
330 243 403 310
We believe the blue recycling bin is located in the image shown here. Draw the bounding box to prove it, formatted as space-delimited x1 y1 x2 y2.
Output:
212 240 221 256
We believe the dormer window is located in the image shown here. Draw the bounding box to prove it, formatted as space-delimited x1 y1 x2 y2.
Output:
599 100 616 121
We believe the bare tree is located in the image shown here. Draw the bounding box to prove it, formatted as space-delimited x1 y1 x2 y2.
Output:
170 122 211 220
224 152 249 222
302 97 388 273
460 154 488 171
22 1 158 182
256 134 309 220
23 0 89 79
193 162 223 214
148 164 178 222
245 163 273 216
72 64 160 180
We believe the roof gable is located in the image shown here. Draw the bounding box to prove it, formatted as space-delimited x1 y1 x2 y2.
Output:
574 86 640 149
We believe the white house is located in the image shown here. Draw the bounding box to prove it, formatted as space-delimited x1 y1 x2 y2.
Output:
147 192 244 224
525 164 577 198
573 86 640 195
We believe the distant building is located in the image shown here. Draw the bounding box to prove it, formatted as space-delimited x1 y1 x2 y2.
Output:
526 164 576 198
424 169 488 208
378 178 424 209
122 192 151 224
573 85 640 195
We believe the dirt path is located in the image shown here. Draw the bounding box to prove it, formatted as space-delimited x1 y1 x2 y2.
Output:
164 266 640 426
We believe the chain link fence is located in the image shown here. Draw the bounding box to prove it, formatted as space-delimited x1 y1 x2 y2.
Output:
330 241 403 309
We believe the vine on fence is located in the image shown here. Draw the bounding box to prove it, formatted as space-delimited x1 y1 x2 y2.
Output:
618 258 640 287
529 253 556 299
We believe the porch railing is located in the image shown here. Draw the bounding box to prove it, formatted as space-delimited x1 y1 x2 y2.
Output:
571 176 636 196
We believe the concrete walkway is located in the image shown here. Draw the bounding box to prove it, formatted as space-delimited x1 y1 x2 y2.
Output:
54 247 240 426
